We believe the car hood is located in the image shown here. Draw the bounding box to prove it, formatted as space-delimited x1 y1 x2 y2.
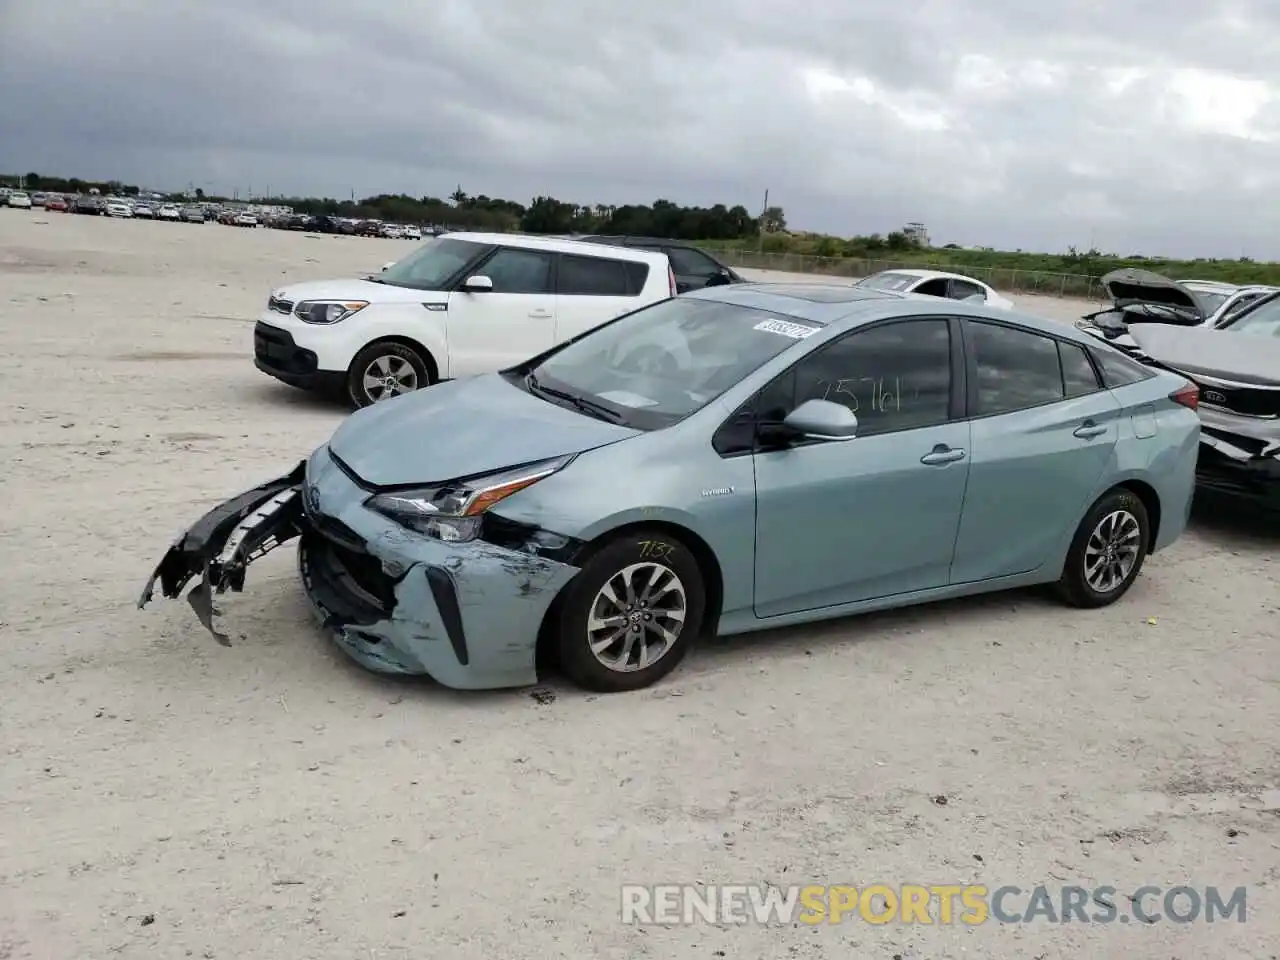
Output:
1128 324 1280 387
273 277 436 304
1099 268 1209 322
327 373 641 487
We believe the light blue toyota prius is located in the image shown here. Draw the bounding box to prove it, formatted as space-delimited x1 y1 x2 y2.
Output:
140 282 1201 693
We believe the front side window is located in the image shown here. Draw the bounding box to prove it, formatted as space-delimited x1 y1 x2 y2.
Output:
763 319 953 436
970 321 1065 415
666 246 720 277
378 237 486 291
526 298 819 429
558 254 632 296
950 279 985 301
479 248 554 294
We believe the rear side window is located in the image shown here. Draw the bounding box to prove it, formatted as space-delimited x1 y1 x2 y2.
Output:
558 254 633 296
969 320 1064 415
1059 341 1103 397
1090 346 1155 387
623 261 650 293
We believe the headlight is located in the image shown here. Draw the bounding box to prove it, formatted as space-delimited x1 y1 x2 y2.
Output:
365 455 574 542
294 300 369 324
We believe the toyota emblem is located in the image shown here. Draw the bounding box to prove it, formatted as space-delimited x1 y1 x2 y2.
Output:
1202 390 1226 405
304 483 321 514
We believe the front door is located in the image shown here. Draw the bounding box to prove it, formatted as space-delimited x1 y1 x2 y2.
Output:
752 318 971 618
949 321 1121 583
445 246 557 377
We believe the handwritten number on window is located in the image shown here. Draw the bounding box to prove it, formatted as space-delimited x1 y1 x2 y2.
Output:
815 377 902 413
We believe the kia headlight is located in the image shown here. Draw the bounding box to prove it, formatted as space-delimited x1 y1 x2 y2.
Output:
294 300 369 324
365 455 574 542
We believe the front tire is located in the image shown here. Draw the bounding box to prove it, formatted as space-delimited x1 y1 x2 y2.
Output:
345 340 431 409
1055 488 1150 608
557 531 706 692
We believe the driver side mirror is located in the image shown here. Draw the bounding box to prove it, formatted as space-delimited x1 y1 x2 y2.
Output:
759 399 859 445
461 274 493 292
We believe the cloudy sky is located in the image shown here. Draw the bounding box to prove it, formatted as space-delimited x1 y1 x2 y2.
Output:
2 0 1279 257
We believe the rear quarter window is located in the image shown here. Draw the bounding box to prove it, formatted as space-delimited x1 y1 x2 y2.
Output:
1089 345 1155 387
557 254 641 296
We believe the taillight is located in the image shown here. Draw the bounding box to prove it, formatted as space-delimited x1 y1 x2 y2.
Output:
668 264 677 297
1170 383 1199 410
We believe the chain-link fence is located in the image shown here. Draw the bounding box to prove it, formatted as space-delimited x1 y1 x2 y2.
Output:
715 249 1105 301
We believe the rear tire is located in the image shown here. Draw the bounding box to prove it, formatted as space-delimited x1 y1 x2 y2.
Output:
1055 488 1150 608
345 341 432 409
557 531 706 692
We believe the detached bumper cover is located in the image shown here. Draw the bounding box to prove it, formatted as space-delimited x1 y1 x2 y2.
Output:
138 449 581 689
138 462 307 643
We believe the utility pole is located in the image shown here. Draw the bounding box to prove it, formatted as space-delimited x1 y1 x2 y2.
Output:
757 189 769 253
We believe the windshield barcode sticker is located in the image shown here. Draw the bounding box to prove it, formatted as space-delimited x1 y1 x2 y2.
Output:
754 319 819 339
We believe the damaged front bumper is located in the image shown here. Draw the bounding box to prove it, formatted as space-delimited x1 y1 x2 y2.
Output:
139 447 582 689
1195 408 1280 508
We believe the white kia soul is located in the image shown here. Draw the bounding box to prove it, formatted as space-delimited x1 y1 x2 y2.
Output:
253 232 677 408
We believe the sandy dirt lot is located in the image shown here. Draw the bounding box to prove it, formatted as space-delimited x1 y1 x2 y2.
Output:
2 212 1277 960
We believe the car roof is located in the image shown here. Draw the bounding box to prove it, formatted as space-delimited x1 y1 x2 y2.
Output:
440 231 668 263
686 281 1093 341
580 235 705 249
870 267 984 284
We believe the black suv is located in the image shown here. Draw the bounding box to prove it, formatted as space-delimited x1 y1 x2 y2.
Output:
576 236 744 293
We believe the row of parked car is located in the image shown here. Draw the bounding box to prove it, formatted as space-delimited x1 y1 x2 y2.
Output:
143 227 1239 696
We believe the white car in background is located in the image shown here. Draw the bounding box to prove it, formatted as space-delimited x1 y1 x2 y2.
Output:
235 212 258 227
7 192 32 209
253 232 677 408
403 225 422 240
157 204 181 221
1174 279 1276 326
104 200 133 218
854 268 1014 309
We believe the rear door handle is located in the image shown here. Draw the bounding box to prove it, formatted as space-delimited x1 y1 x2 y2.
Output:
920 446 966 465
1073 422 1108 439
528 309 553 319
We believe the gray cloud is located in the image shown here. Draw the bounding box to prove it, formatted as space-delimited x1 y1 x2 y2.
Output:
2 0 1279 256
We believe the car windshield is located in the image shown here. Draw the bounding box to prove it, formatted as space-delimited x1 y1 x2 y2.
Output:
1225 296 1280 337
859 272 918 292
1195 290 1230 314
379 237 486 290
523 296 821 430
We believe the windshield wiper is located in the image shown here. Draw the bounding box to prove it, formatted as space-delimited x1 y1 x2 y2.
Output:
526 373 624 423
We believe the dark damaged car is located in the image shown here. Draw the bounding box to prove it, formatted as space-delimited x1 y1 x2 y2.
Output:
1129 294 1280 509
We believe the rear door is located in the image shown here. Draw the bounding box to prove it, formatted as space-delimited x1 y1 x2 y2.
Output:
553 252 651 340
444 246 557 377
949 321 1121 583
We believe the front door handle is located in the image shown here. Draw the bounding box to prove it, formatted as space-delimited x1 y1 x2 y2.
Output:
528 309 553 319
921 446 966 465
1073 421 1108 439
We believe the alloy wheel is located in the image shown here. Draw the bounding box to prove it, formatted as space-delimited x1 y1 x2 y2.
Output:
361 354 418 403
1084 509 1142 593
587 562 687 672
